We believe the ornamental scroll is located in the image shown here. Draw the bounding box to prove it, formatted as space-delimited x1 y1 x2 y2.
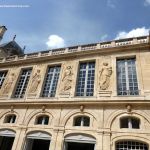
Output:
60 65 73 94
99 62 112 90
29 69 41 93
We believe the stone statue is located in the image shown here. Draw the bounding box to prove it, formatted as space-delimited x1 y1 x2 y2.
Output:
29 69 41 93
3 73 16 94
99 63 112 90
61 66 73 92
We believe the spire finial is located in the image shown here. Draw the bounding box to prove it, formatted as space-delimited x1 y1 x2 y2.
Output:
13 34 16 41
23 46 26 52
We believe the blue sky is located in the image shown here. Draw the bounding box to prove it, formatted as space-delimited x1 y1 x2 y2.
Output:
0 0 150 53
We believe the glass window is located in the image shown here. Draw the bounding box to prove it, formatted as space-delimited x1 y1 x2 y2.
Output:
76 62 95 96
0 71 7 88
116 141 148 150
36 115 49 125
117 58 139 96
42 66 61 97
14 68 32 98
120 117 140 129
4 114 16 123
74 116 90 127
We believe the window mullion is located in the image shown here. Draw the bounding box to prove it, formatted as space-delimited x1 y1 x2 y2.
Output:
81 117 84 126
128 118 132 129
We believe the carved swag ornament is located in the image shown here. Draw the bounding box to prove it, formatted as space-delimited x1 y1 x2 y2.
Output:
99 62 112 90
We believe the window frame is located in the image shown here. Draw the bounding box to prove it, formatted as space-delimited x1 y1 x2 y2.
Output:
116 57 139 96
4 114 17 124
13 68 32 98
73 116 90 127
0 70 7 89
41 65 61 98
75 61 95 97
120 116 140 129
35 115 49 125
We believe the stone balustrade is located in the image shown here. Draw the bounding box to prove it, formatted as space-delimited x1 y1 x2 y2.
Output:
0 36 149 63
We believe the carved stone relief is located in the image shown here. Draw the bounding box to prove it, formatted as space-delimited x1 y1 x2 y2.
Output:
2 73 16 95
29 69 41 93
99 62 112 90
60 65 73 94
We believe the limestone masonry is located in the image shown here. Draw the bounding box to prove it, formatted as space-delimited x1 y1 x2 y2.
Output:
0 25 149 150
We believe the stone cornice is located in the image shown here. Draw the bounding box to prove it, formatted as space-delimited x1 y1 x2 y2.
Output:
0 36 149 67
0 100 150 107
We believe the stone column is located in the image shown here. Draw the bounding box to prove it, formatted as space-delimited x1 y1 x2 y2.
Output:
95 131 103 150
103 132 111 150
13 128 26 150
52 128 64 150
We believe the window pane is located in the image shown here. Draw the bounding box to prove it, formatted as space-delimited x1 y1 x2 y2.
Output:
83 117 90 126
120 117 128 128
131 118 140 129
42 66 61 97
14 69 32 98
74 117 82 126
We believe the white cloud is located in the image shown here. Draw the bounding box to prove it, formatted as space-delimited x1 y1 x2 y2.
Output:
46 35 65 49
144 0 150 6
115 27 149 39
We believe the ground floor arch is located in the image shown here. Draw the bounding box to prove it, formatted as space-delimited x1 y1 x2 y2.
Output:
24 131 51 150
64 133 96 150
0 129 15 150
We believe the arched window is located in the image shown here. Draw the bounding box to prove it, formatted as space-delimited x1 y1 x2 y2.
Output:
120 117 140 129
4 114 16 123
74 116 90 127
116 141 148 150
35 115 49 125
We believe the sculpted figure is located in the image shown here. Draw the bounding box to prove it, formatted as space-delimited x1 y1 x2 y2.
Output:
99 63 112 90
3 73 16 94
61 66 73 92
29 69 41 93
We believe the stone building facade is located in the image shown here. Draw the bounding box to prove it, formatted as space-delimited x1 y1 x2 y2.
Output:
0 26 149 150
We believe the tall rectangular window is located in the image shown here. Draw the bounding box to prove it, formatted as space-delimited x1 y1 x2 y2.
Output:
117 58 139 95
42 66 61 97
76 62 95 96
14 68 32 98
0 71 7 88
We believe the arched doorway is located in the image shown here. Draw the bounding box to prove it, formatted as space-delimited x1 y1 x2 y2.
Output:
64 133 96 150
24 131 51 150
0 129 15 150
116 140 148 150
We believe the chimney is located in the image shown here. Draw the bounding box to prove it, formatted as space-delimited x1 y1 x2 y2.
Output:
0 26 7 41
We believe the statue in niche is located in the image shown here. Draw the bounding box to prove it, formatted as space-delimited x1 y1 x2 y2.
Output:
3 73 16 94
99 62 112 90
29 69 41 93
61 66 73 92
